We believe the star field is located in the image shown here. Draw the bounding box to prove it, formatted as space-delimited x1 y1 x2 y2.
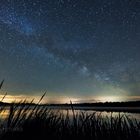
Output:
0 0 140 102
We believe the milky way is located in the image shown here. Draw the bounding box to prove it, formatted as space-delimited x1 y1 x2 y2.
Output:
0 0 140 102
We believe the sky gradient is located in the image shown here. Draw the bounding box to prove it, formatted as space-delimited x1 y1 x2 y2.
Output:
0 0 140 103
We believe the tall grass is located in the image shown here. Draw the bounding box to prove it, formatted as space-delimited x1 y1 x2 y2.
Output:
0 81 139 140
0 101 139 140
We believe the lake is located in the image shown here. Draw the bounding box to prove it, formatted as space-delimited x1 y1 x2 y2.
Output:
0 106 140 121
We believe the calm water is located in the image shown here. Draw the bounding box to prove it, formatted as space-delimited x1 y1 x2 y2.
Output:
53 109 140 121
0 106 140 121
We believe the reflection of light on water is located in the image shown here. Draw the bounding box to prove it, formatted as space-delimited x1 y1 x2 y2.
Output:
0 107 33 120
0 107 140 121
48 109 140 121
0 109 9 120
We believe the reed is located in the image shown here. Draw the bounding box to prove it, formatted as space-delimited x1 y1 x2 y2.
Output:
0 80 139 140
0 101 138 140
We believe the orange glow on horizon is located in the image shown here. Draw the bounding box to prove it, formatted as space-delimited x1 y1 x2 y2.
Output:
0 94 140 104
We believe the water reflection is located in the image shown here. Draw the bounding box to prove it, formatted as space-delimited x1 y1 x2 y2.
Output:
51 109 140 121
0 106 140 121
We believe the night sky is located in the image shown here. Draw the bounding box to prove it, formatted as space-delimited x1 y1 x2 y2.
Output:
0 0 140 103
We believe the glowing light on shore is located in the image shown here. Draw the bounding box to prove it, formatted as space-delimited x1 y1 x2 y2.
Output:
0 94 140 104
96 96 123 102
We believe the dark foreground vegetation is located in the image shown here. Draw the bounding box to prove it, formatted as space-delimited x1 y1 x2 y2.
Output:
0 101 139 140
0 81 140 140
